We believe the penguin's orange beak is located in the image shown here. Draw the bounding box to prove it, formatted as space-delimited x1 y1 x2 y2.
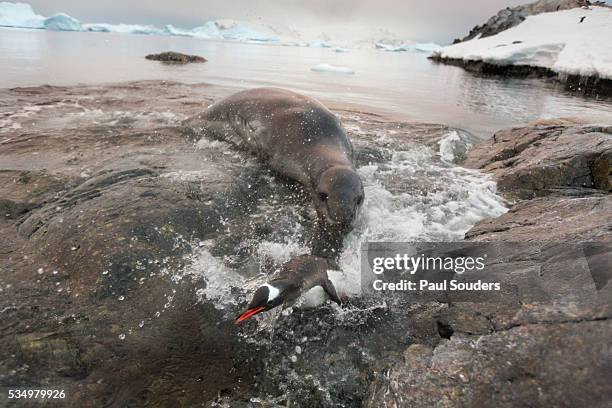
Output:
235 306 265 323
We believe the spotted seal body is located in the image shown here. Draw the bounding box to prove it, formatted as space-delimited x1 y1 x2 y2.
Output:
199 87 364 231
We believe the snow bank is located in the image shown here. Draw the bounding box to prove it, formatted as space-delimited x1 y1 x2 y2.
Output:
434 6 612 79
311 63 355 74
0 2 43 28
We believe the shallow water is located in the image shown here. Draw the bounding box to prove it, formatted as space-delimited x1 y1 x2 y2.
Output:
1 28 612 137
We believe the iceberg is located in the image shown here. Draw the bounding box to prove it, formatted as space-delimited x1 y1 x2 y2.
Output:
0 1 43 28
44 13 81 31
213 19 278 42
311 63 354 74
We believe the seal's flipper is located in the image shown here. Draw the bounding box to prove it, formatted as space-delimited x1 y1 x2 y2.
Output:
322 279 342 306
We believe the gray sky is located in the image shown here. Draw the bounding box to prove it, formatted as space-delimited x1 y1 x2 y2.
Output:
27 0 528 43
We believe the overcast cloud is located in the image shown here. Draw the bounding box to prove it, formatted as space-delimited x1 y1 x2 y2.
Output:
26 0 528 43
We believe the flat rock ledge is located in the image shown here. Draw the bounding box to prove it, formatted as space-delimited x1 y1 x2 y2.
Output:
145 51 207 64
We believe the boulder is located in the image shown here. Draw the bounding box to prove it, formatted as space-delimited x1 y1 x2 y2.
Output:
145 51 207 64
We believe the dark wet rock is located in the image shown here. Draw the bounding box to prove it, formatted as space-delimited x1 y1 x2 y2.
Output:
367 320 612 408
145 51 207 64
454 0 592 43
464 122 612 199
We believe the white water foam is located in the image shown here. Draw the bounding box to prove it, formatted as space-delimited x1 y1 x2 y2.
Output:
177 129 507 311
334 144 508 298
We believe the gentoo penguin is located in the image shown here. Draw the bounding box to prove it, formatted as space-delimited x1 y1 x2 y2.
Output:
236 255 342 323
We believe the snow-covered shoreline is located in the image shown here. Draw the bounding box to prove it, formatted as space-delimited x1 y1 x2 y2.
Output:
431 6 612 92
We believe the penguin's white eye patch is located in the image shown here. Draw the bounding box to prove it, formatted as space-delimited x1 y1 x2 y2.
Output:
263 283 280 302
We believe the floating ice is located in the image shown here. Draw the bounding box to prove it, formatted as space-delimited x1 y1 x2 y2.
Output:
83 23 164 35
311 63 355 74
376 42 442 53
310 39 331 48
0 2 43 28
44 13 81 31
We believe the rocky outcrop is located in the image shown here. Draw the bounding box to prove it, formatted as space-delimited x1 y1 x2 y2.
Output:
463 120 611 242
145 51 207 64
454 0 591 43
463 122 612 198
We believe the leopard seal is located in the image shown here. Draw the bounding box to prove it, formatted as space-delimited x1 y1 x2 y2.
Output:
197 87 364 234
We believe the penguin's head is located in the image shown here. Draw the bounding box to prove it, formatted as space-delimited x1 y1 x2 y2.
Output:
236 283 284 323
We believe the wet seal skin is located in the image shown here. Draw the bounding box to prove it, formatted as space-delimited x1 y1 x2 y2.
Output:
236 254 342 323
193 87 364 256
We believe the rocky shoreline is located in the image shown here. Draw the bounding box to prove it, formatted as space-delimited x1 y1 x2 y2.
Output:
0 82 610 407
429 55 612 96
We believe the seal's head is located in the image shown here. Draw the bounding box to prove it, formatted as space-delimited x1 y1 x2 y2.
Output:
315 166 364 231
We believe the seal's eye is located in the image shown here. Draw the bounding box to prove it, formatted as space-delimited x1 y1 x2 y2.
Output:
319 192 329 202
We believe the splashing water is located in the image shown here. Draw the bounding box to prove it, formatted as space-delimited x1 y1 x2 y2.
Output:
178 126 507 313
335 141 507 297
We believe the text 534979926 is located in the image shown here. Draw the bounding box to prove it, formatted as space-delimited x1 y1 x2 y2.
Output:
7 389 66 399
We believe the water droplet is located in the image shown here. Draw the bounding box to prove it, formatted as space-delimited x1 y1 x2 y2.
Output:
118 333 126 340
155 311 161 318
37 268 44 275
138 321 145 328
118 296 125 301
102 270 109 275
290 355 297 363
295 346 302 354
52 270 58 275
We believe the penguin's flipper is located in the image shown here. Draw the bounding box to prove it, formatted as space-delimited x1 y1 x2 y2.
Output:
322 279 342 306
